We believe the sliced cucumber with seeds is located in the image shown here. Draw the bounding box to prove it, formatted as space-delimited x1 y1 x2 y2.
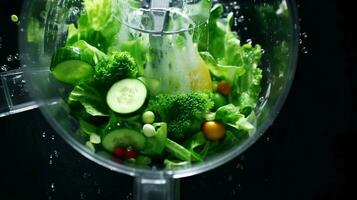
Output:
102 128 146 151
106 79 147 114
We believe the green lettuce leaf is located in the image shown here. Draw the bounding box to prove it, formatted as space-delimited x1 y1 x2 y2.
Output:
68 82 109 116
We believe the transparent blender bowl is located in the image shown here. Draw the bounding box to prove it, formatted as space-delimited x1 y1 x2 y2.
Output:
16 0 298 198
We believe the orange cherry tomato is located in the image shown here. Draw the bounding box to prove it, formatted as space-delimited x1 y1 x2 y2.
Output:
217 81 232 96
202 121 226 141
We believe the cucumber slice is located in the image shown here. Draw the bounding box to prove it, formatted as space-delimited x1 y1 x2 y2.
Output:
50 41 106 84
52 60 93 85
106 79 147 114
51 47 94 84
102 128 146 151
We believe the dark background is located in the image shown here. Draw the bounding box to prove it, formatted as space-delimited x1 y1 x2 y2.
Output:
0 0 355 199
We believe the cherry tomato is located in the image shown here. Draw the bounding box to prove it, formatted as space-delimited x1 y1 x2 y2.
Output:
113 147 125 158
202 121 226 141
217 81 232 96
124 148 138 159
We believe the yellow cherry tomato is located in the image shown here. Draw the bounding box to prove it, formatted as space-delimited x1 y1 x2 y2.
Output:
202 121 226 141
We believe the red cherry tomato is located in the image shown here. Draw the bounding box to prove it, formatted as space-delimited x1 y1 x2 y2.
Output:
124 149 137 159
217 81 232 96
113 147 125 158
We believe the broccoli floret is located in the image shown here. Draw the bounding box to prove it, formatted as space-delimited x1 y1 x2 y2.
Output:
94 51 138 87
148 92 214 141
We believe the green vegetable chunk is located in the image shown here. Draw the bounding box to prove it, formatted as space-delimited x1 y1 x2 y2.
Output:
102 128 146 152
141 123 167 156
148 92 214 141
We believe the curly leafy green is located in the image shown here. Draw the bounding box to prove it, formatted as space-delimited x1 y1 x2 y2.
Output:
68 82 109 116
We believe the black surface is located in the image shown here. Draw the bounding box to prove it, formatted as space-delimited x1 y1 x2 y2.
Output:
0 0 355 199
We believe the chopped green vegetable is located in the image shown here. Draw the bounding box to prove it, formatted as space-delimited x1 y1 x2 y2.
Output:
141 123 167 156
11 14 18 23
149 92 214 141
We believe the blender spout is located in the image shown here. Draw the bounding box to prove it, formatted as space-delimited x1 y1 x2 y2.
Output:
134 172 180 200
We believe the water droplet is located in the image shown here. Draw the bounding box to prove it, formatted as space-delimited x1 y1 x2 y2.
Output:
266 137 271 142
49 154 53 159
50 183 55 192
49 159 53 165
235 163 244 170
246 39 252 44
116 122 121 127
126 193 133 200
51 135 55 140
1 64 9 71
299 38 303 44
301 46 308 54
15 53 20 60
97 188 102 195
82 172 91 179
259 97 265 103
237 16 244 23
20 28 24 32
79 192 86 199
233 5 240 10
7 55 14 62
243 27 248 31
302 32 308 38
53 150 59 158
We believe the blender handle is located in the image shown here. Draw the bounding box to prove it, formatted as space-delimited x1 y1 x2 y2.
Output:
0 69 38 117
134 173 180 200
